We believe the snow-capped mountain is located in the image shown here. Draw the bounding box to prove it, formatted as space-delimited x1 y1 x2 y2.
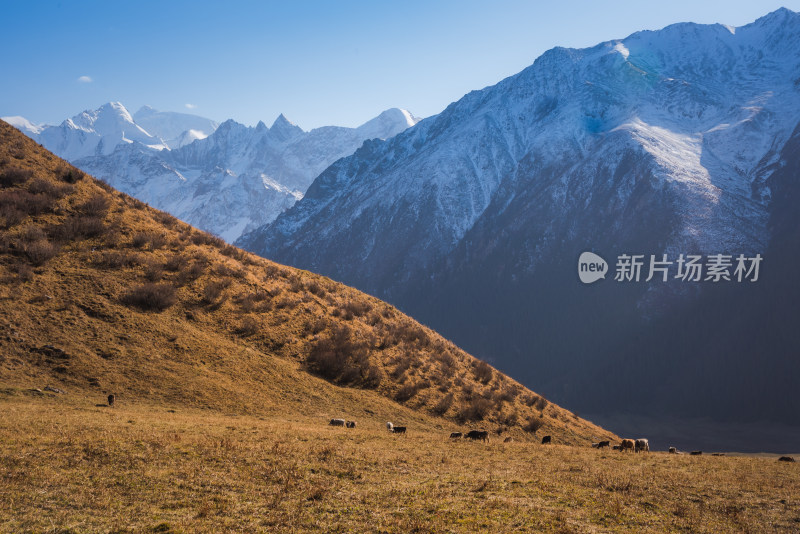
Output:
1 116 44 136
5 103 418 241
239 8 800 445
34 102 167 160
132 106 219 148
74 108 419 241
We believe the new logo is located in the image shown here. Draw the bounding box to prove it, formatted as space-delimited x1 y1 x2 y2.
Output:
578 252 607 284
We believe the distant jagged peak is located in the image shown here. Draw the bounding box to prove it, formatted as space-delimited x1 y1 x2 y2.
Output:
355 108 421 140
269 113 304 141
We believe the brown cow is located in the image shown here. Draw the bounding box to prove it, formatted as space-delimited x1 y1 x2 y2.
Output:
620 439 635 452
503 437 514 443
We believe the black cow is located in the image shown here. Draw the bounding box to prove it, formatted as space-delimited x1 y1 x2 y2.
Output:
465 430 489 442
541 435 552 444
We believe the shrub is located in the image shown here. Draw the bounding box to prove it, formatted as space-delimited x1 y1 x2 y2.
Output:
523 415 545 433
0 189 55 217
121 283 177 311
306 280 325 297
0 167 33 188
23 239 59 265
306 325 380 388
191 232 225 248
49 215 104 241
395 383 421 403
79 194 110 217
163 254 187 272
473 360 494 384
131 231 166 250
0 204 25 229
154 211 179 229
458 397 492 422
202 280 230 304
143 260 164 282
58 166 83 184
236 316 260 337
433 392 454 415
28 178 72 199
95 250 139 268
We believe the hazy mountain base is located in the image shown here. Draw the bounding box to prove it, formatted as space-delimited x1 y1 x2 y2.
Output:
586 413 800 454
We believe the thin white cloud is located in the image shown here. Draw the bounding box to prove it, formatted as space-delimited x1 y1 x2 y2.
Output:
185 103 197 109
77 75 93 83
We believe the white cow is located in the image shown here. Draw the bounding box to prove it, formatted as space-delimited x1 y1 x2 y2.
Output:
635 438 650 453
386 421 394 432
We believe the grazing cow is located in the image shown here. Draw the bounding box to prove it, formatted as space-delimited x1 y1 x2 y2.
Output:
541 435 552 444
778 456 796 462
668 447 677 454
465 430 489 442
503 437 514 443
612 445 622 451
620 439 635 452
449 432 463 439
329 418 345 426
107 394 115 407
690 451 703 456
597 441 610 449
392 426 407 434
345 421 356 428
635 439 650 453
386 422 394 432
711 453 725 457
591 442 599 448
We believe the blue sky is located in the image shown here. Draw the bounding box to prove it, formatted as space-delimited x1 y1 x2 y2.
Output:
2 1 799 129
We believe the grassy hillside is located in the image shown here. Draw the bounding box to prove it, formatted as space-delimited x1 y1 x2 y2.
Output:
2 396 798 532
1 120 799 533
0 119 614 444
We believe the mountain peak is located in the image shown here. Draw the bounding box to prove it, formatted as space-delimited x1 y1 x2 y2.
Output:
269 113 304 141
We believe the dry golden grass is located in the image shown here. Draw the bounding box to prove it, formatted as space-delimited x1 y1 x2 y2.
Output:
0 119 613 446
1 394 798 533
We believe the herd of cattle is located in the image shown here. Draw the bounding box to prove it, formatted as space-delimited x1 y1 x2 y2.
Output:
327 419 796 460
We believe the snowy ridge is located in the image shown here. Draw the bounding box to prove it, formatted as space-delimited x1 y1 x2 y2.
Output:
242 8 800 288
68 107 419 241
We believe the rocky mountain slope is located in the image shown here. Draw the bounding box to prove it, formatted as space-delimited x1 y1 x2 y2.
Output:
238 8 800 450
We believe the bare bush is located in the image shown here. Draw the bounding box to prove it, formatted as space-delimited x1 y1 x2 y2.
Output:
306 325 380 388
0 167 32 188
49 215 104 241
202 280 230 304
473 360 494 384
236 316 260 337
79 194 110 217
23 239 59 265
458 397 492 422
395 383 421 403
95 250 139 268
433 392 454 415
523 415 545 433
58 166 84 184
121 283 177 311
